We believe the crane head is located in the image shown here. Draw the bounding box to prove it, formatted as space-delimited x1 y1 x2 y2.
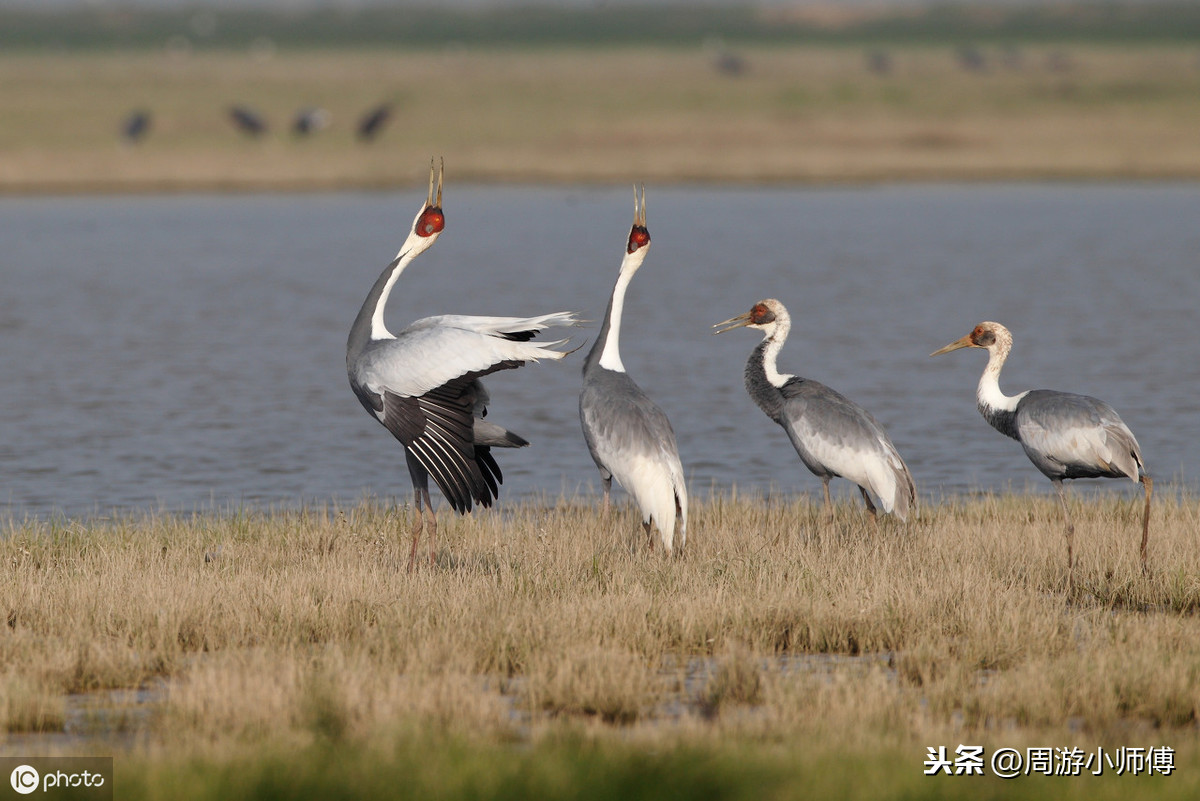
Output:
931 321 1010 357
392 158 445 263
626 184 650 254
713 299 783 334
413 157 445 238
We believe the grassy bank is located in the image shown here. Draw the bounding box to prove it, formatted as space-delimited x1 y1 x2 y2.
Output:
3 45 1200 192
2 492 1199 798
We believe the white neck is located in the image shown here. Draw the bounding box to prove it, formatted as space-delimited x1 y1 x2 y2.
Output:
976 340 1025 413
760 314 794 387
370 233 427 341
597 249 646 372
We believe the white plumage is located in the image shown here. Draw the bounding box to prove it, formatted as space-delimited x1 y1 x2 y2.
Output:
359 314 575 402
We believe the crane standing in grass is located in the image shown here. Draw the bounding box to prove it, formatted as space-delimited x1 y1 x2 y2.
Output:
931 320 1151 571
580 187 688 555
714 298 916 524
347 160 578 570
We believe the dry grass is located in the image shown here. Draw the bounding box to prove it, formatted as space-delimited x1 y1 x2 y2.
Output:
3 45 1200 191
2 490 1199 764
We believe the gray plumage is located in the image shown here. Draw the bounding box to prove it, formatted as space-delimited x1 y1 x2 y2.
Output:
932 320 1152 570
989 389 1142 482
715 298 916 523
579 187 687 554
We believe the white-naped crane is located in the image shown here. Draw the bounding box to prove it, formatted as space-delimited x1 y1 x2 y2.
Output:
579 187 688 555
931 321 1152 571
714 299 916 524
347 160 579 570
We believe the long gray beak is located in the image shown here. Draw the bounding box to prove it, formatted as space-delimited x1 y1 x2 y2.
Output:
713 312 752 334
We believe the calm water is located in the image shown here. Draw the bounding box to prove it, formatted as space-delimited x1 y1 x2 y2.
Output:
1 184 1197 519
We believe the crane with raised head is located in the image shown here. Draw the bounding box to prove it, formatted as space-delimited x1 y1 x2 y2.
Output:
714 298 916 524
347 160 578 570
580 187 687 555
931 320 1151 571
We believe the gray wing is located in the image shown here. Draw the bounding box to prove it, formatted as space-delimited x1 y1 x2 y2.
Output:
1016 390 1143 481
779 377 916 516
777 378 886 472
581 370 682 469
580 368 688 534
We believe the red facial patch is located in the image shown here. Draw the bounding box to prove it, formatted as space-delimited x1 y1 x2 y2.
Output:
626 226 650 254
750 303 775 325
416 207 445 238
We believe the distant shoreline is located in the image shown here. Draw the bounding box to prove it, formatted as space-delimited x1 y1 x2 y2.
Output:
4 46 1200 194
6 173 1200 198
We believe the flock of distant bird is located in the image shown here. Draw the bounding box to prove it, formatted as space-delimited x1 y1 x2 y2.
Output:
118 45 1078 145
347 160 1151 574
120 103 393 144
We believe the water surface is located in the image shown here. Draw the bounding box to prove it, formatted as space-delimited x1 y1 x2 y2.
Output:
1 184 1196 518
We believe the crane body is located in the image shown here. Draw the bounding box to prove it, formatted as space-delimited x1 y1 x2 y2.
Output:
716 299 916 523
347 160 577 569
932 321 1151 570
580 188 688 554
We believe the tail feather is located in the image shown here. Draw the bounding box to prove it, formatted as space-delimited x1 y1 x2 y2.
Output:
630 462 688 555
887 457 918 522
474 419 528 448
675 484 689 552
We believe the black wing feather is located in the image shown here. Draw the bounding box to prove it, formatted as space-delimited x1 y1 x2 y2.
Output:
380 361 524 513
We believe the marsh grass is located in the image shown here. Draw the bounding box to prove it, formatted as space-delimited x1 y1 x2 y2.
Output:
3 45 1200 191
2 491 1199 797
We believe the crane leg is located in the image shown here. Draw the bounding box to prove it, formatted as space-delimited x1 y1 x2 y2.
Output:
859 487 879 530
601 475 612 517
1052 479 1075 575
406 496 423 573
644 520 654 551
822 478 834 524
1140 474 1153 572
421 486 438 568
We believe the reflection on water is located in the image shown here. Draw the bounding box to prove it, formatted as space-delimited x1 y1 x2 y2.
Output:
1 184 1197 518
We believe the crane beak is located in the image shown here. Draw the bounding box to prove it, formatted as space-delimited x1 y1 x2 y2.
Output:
930 334 975 357
427 157 444 209
713 312 752 334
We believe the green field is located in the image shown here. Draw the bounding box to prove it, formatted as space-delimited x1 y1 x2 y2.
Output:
3 493 1200 798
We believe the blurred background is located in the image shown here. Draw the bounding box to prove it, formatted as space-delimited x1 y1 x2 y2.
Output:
1 1 1198 518
2 0 1200 190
